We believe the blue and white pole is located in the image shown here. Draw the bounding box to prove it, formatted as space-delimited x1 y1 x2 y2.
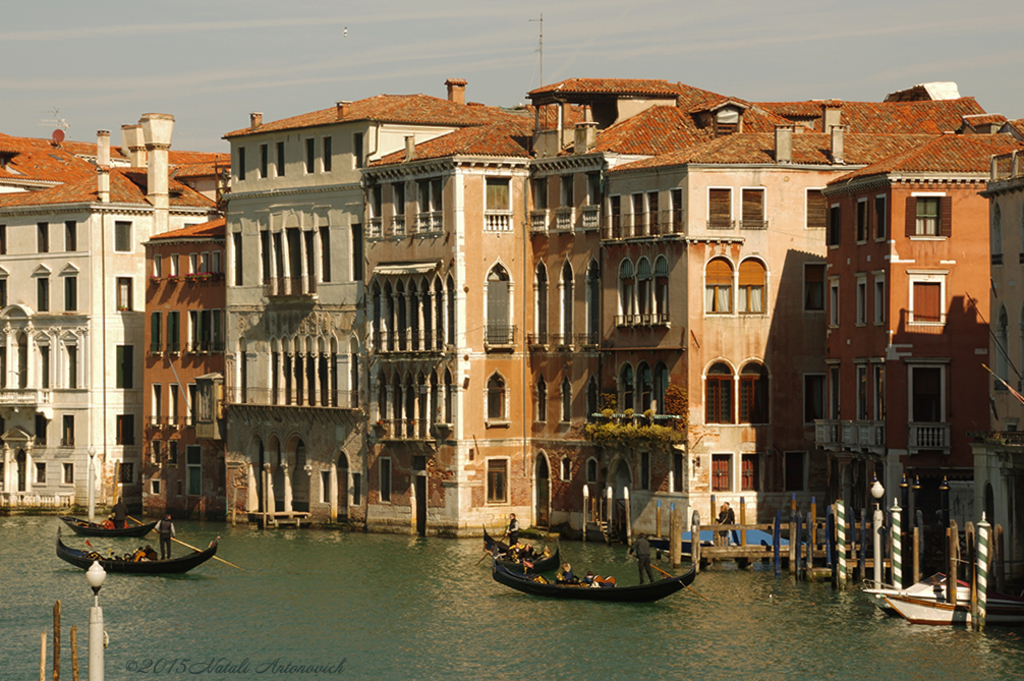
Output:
836 499 847 586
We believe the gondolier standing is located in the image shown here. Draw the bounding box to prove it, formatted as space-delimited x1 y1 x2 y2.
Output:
629 533 655 584
502 513 520 547
156 514 175 560
112 496 129 529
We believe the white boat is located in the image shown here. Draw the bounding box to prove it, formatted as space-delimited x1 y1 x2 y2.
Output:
884 591 1024 626
863 573 969 614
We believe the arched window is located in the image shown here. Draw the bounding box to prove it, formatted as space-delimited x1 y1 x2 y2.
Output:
637 362 652 413
561 457 572 481
561 375 572 422
636 257 652 318
738 259 766 313
618 259 635 320
620 364 635 412
739 362 769 423
586 260 601 343
535 263 548 342
486 265 511 345
706 258 733 313
654 256 669 323
446 275 456 346
654 362 669 413
536 376 547 422
561 261 574 340
706 362 733 424
487 373 506 420
996 306 1009 388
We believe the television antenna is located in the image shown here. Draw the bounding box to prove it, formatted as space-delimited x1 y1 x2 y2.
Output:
530 13 543 86
39 107 70 144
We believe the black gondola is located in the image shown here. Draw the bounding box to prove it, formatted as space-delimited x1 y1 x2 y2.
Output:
56 531 218 575
483 527 560 574
59 516 158 538
492 562 696 602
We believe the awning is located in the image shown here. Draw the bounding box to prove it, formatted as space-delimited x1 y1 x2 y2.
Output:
373 262 440 276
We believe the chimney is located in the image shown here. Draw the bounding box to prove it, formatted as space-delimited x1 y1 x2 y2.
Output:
336 101 351 120
121 124 146 167
574 122 597 154
830 125 845 165
250 112 263 129
97 129 110 203
774 125 794 164
821 101 842 133
140 113 174 235
405 136 416 162
445 78 467 105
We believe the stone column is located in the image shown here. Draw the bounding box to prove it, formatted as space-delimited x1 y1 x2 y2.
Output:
329 461 338 522
247 463 258 512
282 462 293 513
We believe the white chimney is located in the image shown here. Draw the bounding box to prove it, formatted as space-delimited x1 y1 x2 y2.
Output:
121 124 146 167
140 113 174 235
830 125 845 165
405 136 416 162
774 125 794 164
574 122 597 154
96 130 110 203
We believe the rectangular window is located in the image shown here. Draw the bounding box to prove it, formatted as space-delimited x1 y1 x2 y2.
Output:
874 195 887 239
117 414 135 445
827 204 841 246
153 254 162 278
533 178 547 209
806 189 827 229
211 250 222 274
857 365 869 420
350 224 362 281
829 366 840 419
62 414 75 447
169 254 179 277
320 226 331 283
0 279 7 308
237 146 246 181
187 445 201 495
639 451 650 490
353 133 364 169
114 221 132 252
741 188 765 229
167 311 180 351
38 222 49 253
120 463 134 484
671 188 683 232
874 365 886 420
708 188 732 229
151 441 161 465
0 224 7 254
37 277 49 312
804 374 825 423
711 454 731 492
260 144 269 179
321 470 331 503
873 276 886 325
35 462 46 484
856 199 868 242
587 173 601 206
487 459 508 503
379 457 391 503
322 136 332 172
561 175 573 207
741 454 759 491
784 452 806 491
65 220 77 252
276 141 285 177
152 384 162 424
673 451 684 493
40 345 50 388
912 366 943 422
63 462 74 484
151 479 161 495
116 345 134 389
67 346 77 389
305 138 315 173
912 281 942 323
64 276 77 312
915 197 939 236
168 439 178 465
856 276 867 325
486 178 510 210
35 413 48 445
828 279 839 326
116 277 132 311
804 263 825 311
232 233 243 286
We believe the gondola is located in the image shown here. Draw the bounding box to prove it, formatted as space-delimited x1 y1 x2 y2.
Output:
59 515 158 538
483 527 560 574
492 561 697 602
56 531 218 575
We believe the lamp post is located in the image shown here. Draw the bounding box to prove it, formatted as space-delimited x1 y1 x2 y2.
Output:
871 475 885 586
86 561 106 681
87 447 96 522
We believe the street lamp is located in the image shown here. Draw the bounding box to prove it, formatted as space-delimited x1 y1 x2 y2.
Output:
86 561 106 681
87 448 97 522
871 475 885 587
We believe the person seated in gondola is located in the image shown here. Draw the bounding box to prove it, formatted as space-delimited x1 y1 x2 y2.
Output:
555 562 580 585
130 545 159 562
101 516 116 530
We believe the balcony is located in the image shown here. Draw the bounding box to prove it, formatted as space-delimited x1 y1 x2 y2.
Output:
553 207 574 233
815 419 886 451
374 418 442 441
485 210 513 232
376 331 446 354
415 211 442 235
367 216 383 239
225 387 360 410
707 218 735 231
580 205 601 231
0 388 51 406
740 219 768 231
262 276 317 298
485 324 516 349
614 313 670 327
909 422 950 454
530 209 549 233
527 331 549 348
390 215 407 238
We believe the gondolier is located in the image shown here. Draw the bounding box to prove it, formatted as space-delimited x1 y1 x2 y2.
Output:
502 514 520 547
112 496 129 529
156 514 175 560
629 533 655 584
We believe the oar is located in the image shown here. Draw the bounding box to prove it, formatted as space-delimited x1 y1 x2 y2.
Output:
129 516 245 571
475 550 492 566
650 562 709 602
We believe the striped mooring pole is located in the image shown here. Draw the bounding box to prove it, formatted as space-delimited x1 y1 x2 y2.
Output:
836 499 847 586
890 498 902 589
977 513 991 630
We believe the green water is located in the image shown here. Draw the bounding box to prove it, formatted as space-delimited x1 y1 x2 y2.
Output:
4 516 1024 680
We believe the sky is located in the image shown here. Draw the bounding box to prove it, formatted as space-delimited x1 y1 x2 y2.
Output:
5 0 1024 152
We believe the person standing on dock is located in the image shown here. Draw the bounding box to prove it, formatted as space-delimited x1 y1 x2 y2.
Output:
156 514 175 560
112 496 129 529
717 502 736 546
630 533 655 584
502 513 520 547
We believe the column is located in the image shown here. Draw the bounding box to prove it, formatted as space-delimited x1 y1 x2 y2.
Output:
282 462 293 513
329 461 338 522
247 463 258 512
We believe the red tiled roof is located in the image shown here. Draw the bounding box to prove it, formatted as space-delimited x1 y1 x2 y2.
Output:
830 133 1024 183
224 94 528 138
0 167 216 209
610 133 940 172
150 217 225 240
529 78 717 99
372 121 533 165
756 98 986 134
0 133 98 185
962 114 1008 127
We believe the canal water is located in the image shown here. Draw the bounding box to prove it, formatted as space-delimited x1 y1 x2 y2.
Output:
5 515 1024 680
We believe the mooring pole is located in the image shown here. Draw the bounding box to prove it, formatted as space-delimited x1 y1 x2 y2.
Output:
582 485 589 545
690 509 701 572
890 498 902 589
977 514 990 631
773 510 782 576
836 499 846 586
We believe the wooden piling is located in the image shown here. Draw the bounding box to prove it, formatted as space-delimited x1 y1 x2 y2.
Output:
40 631 46 681
690 510 701 573
912 526 921 585
623 487 632 545
966 522 976 612
789 509 797 574
53 599 60 681
582 485 589 545
739 497 747 546
809 497 817 562
773 510 782 576
70 625 79 681
994 524 1005 593
656 499 662 540
670 505 681 569
947 520 959 604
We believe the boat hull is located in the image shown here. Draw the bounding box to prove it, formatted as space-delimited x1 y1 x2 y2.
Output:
483 528 559 574
56 533 218 575
492 562 696 602
60 516 159 538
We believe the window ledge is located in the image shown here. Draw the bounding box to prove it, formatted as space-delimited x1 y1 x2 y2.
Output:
486 420 511 429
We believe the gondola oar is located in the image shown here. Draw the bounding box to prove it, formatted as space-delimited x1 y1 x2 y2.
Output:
649 562 709 602
129 516 245 570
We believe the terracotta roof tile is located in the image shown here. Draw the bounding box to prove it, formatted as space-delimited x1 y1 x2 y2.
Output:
0 133 98 185
756 98 986 134
0 167 216 209
372 120 533 165
150 217 225 240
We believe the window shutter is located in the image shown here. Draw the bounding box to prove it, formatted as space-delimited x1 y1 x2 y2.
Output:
914 282 941 322
709 189 731 220
905 196 917 237
940 196 952 237
738 260 765 286
706 259 732 285
742 189 764 222
807 190 826 229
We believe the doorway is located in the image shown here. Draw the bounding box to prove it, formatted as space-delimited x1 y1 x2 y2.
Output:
535 455 550 527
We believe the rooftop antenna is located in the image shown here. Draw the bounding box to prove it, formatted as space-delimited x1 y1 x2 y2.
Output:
530 13 543 85
39 107 70 145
